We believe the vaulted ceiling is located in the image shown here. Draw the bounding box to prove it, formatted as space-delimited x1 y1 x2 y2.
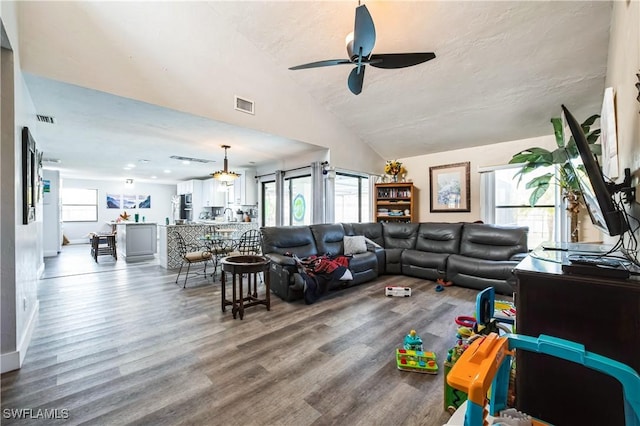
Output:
16 1 612 183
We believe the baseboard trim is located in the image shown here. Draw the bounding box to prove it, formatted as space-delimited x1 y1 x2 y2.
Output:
68 239 89 245
0 300 39 373
44 249 59 257
0 351 20 374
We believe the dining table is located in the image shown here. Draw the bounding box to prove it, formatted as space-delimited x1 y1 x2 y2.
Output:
197 231 240 280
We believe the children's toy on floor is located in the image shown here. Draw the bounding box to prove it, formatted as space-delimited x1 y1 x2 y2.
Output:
385 286 411 297
444 287 515 414
396 330 438 374
444 332 640 426
404 329 423 351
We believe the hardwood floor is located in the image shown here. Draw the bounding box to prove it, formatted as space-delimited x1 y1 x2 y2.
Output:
2 245 479 425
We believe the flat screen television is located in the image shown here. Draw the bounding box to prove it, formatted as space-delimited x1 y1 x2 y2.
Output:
562 104 628 237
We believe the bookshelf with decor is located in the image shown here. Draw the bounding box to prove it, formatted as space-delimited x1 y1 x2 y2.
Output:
375 182 416 223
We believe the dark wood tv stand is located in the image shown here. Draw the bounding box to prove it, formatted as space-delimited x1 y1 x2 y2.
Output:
514 247 640 426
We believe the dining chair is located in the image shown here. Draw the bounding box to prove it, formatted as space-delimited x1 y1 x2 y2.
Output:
174 233 213 288
89 232 117 263
232 229 263 256
227 229 264 286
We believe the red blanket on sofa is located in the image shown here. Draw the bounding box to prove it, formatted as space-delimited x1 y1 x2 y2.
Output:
290 254 350 304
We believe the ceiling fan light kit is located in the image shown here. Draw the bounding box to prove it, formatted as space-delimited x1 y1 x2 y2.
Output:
289 4 436 95
211 145 241 182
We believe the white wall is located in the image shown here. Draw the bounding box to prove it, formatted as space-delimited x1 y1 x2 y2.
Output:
0 3 42 373
605 0 640 245
61 177 175 243
399 135 558 223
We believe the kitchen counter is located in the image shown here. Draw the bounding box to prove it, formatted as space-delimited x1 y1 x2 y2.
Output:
158 221 259 269
115 222 158 262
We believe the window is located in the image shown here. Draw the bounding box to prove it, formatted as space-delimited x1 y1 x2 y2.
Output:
334 173 369 223
61 188 98 222
262 181 276 227
284 175 311 225
483 167 556 248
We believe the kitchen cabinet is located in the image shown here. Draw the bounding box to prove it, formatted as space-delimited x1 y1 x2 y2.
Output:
177 179 203 217
115 222 157 262
176 181 193 195
230 169 257 206
201 178 226 207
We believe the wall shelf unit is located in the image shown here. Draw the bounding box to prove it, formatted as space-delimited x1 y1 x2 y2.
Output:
375 182 416 223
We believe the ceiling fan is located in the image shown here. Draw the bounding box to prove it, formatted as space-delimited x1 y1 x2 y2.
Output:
289 3 436 95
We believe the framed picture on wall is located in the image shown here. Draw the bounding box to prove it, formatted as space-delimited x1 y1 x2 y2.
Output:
107 193 122 208
429 162 470 212
137 195 151 208
22 127 37 224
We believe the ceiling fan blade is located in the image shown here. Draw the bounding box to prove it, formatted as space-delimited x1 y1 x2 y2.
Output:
347 65 366 95
368 52 436 69
353 4 376 59
289 59 352 70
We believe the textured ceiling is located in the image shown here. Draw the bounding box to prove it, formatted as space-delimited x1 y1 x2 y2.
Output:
16 1 612 183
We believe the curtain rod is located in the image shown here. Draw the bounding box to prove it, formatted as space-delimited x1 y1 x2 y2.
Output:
255 164 312 179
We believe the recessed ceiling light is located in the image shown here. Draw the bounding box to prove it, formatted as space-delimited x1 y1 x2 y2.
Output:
138 159 150 164
151 175 157 179
126 163 136 168
124 166 132 170
164 169 172 174
182 160 191 165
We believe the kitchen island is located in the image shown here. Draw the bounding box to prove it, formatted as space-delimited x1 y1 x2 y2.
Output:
115 222 158 262
158 221 260 269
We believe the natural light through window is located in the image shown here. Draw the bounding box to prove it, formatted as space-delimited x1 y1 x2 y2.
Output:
334 173 369 223
494 167 555 248
61 188 98 222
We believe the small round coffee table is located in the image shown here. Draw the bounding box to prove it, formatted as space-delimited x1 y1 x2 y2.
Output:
221 255 271 320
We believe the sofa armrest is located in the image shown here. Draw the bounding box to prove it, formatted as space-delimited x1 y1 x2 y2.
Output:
265 253 297 267
364 237 386 275
509 252 528 262
364 236 382 250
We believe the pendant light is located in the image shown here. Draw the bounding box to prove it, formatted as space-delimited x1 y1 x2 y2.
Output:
212 145 240 182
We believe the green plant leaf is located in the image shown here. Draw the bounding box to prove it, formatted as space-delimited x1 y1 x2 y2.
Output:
525 173 552 188
581 114 599 134
551 148 570 164
511 112 598 208
509 148 552 164
560 163 581 192
528 182 550 207
589 144 602 156
586 129 601 145
551 117 564 148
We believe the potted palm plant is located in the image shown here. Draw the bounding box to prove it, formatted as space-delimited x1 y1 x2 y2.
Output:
509 114 601 242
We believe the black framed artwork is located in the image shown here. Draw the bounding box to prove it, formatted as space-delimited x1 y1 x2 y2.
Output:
22 127 37 224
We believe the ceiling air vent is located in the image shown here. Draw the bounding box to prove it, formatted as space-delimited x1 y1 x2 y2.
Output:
36 114 56 124
169 155 215 164
234 96 254 115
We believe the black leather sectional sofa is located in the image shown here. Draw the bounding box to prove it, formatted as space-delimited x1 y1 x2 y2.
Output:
260 222 528 302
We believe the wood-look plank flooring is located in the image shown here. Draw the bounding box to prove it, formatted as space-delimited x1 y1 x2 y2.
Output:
1 244 480 426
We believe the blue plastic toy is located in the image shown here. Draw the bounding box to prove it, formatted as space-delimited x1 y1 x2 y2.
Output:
447 332 640 426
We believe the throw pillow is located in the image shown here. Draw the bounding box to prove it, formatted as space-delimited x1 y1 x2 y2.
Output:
339 268 353 281
344 235 367 256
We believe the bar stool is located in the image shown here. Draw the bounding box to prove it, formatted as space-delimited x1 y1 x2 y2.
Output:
90 233 117 262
